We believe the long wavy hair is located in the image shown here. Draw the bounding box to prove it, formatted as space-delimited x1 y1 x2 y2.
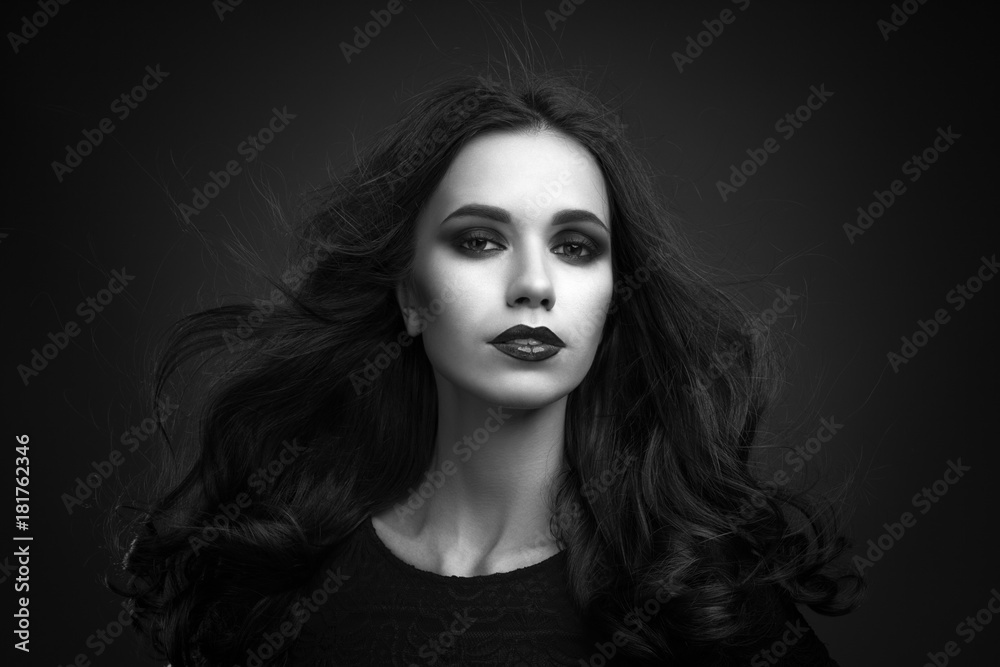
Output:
110 63 865 665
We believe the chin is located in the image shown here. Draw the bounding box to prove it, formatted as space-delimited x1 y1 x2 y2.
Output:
425 343 593 409
447 373 582 410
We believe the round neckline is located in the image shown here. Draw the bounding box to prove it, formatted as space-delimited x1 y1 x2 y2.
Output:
364 514 566 583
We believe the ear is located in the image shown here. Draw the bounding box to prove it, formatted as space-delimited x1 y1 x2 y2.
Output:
396 278 424 337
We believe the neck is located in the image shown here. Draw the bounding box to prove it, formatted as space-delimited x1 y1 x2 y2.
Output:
395 376 569 568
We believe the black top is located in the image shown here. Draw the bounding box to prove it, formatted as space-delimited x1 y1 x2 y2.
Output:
288 516 840 666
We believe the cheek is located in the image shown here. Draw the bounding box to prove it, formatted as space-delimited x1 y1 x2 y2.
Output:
411 264 477 339
567 273 614 345
413 242 475 302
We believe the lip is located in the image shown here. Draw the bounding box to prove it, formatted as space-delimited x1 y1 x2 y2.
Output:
488 324 565 347
488 324 565 362
490 341 562 361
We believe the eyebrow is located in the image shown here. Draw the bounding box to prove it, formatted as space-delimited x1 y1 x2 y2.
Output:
440 203 609 233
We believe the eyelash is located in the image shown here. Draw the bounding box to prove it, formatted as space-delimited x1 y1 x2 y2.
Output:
454 230 603 263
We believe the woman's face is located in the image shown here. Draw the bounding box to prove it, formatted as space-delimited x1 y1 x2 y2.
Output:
398 128 613 409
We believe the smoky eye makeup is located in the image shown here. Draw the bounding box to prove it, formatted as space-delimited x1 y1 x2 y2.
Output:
450 227 605 263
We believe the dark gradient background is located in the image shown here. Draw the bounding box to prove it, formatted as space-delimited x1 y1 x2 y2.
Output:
4 1 997 665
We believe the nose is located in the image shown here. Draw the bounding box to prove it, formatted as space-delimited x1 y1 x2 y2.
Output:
506 238 555 310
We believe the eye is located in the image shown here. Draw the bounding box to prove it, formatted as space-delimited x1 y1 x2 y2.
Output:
454 230 506 255
552 234 601 263
452 229 604 263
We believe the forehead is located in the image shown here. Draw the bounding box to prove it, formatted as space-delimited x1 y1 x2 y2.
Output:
424 128 610 224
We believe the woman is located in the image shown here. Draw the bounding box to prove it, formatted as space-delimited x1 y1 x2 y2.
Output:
111 66 864 666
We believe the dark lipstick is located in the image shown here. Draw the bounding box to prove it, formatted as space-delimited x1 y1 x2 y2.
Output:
488 325 565 361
